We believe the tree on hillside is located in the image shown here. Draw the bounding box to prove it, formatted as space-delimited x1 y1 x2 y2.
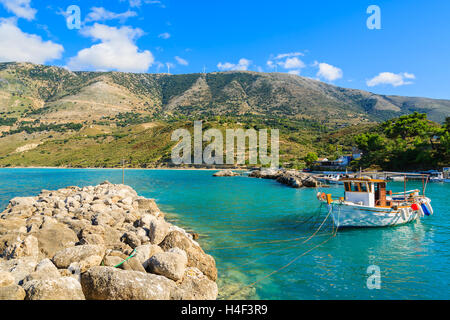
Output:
383 112 437 139
353 112 448 170
304 152 318 167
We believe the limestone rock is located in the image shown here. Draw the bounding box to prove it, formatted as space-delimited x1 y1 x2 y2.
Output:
148 218 169 245
0 182 217 300
79 233 105 246
121 232 141 249
160 231 217 281
23 277 85 300
213 170 240 177
52 245 106 269
0 218 26 236
0 271 14 287
81 266 176 300
0 258 37 285
59 218 91 237
102 256 123 267
147 248 188 281
3 235 39 260
70 255 103 273
92 212 115 227
276 174 302 188
0 284 26 300
23 258 61 283
9 197 37 209
119 257 146 273
172 267 218 300
135 198 160 216
249 169 319 188
135 244 163 269
33 222 78 258
302 176 318 187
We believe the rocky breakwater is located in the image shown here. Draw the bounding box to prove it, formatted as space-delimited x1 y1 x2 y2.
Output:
249 169 319 188
213 170 240 177
0 181 218 300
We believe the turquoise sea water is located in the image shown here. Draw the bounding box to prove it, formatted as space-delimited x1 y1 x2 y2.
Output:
0 168 449 300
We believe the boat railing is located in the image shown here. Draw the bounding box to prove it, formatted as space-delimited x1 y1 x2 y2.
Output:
391 189 420 195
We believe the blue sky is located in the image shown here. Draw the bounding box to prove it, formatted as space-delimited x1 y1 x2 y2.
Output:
0 0 449 99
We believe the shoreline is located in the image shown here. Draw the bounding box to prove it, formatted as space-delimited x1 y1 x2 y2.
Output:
0 166 249 171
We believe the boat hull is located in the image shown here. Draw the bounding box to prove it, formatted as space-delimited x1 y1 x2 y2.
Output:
329 203 421 228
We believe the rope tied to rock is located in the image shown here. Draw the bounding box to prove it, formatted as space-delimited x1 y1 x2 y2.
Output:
113 248 137 268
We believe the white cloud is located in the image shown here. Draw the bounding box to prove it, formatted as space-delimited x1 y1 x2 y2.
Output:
124 0 165 8
267 52 306 74
175 56 188 66
0 0 36 20
315 62 343 81
158 32 171 39
278 57 305 69
274 52 304 60
403 72 416 80
67 23 154 73
217 58 251 71
85 7 137 23
366 72 415 87
0 18 63 64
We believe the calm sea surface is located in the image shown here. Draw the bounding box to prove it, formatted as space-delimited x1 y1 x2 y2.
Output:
0 168 448 299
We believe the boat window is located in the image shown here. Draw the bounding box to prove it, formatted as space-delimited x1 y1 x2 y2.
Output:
351 182 359 192
344 182 350 192
360 183 368 192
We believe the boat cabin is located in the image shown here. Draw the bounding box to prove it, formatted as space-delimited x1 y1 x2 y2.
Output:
341 178 391 207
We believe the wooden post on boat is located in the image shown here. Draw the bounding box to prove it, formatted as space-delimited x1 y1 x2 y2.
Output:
404 174 406 201
422 176 425 196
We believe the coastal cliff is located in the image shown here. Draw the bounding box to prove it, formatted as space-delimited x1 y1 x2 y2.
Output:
0 181 218 300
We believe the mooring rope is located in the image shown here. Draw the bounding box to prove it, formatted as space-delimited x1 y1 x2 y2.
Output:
199 217 322 234
112 248 137 268
221 235 335 300
208 204 328 251
221 232 336 272
208 232 333 251
220 203 339 299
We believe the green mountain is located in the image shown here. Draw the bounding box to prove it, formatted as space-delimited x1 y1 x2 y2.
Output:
1 62 449 126
0 62 448 169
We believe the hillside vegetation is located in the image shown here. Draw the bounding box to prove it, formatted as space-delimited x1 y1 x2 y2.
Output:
352 113 450 171
1 62 449 126
0 62 448 170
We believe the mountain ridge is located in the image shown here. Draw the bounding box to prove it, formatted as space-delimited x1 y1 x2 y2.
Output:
0 62 449 127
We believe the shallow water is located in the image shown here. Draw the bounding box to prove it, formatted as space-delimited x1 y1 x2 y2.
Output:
0 168 448 299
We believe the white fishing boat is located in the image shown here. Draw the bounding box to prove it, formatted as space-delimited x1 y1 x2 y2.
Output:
317 173 344 185
426 168 450 183
429 172 444 183
317 174 433 228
